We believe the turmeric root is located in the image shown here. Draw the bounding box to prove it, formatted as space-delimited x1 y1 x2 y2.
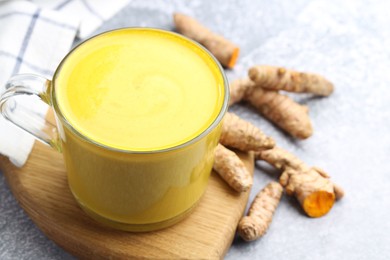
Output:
213 144 252 192
246 87 313 139
257 147 344 217
249 66 334 96
173 13 239 68
280 168 336 217
229 78 255 106
255 145 309 171
220 112 275 152
229 78 313 139
237 182 283 241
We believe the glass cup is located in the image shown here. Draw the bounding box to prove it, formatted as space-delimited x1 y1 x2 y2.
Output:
0 28 229 231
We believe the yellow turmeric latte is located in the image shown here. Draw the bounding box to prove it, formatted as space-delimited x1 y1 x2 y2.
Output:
53 29 225 230
56 29 224 151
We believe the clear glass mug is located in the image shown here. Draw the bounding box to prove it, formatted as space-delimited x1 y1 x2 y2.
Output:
0 28 229 231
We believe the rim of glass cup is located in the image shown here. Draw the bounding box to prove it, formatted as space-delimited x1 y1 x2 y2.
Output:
51 27 230 154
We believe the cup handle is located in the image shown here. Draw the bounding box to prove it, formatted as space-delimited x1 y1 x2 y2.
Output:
0 74 61 152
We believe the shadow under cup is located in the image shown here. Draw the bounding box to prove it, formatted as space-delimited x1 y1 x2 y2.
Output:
43 28 229 232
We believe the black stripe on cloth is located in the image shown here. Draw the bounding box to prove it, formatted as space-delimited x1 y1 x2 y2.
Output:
80 0 104 21
0 11 77 30
54 0 73 10
0 51 53 76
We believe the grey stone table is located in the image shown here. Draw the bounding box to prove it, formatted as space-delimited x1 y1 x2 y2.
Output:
1 0 390 259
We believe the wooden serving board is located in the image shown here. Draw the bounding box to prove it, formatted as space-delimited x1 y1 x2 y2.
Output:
0 134 254 259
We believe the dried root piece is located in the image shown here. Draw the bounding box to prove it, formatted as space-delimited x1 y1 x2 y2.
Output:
220 112 275 152
281 168 335 217
257 147 344 217
255 146 308 171
173 13 239 68
229 78 255 106
238 182 283 241
249 65 334 96
245 86 313 139
229 78 313 139
213 144 252 192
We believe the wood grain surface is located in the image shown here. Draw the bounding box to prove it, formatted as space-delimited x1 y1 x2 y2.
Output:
0 137 254 259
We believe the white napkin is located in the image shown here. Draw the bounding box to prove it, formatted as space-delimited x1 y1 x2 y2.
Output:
0 0 130 167
32 0 130 39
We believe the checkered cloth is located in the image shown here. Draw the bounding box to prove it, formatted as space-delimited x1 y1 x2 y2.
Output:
0 0 130 166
